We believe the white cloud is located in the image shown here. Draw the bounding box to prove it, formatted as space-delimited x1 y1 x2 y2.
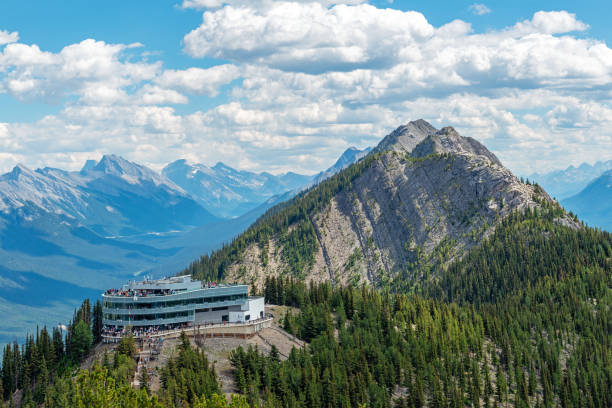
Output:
183 3 434 73
179 0 366 10
138 85 189 105
0 29 19 45
531 10 589 34
155 64 240 96
469 4 491 16
0 39 161 104
180 0 226 10
513 11 589 35
0 4 611 176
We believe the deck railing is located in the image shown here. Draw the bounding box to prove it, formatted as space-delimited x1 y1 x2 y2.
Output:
102 315 273 341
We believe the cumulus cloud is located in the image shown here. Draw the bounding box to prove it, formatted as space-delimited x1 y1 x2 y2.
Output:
0 39 160 103
513 11 589 35
183 3 434 73
469 4 491 16
0 4 611 176
179 0 366 10
0 29 19 45
155 64 240 96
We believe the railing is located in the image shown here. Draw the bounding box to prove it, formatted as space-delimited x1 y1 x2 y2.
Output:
103 299 247 316
103 315 194 327
102 286 249 303
101 316 274 340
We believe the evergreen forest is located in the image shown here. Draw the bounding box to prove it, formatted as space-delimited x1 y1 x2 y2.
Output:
0 165 610 407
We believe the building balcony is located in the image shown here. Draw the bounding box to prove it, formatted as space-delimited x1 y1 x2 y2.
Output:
102 299 246 316
103 314 195 327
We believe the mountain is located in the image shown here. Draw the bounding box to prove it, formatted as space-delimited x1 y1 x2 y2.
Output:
529 159 612 199
0 155 217 236
562 169 612 231
372 118 438 153
184 120 564 290
163 146 372 219
173 119 612 407
162 160 312 218
310 146 371 186
0 155 221 341
4 122 611 408
0 149 372 342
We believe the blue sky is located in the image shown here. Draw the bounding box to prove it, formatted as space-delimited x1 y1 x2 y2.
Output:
1 0 611 175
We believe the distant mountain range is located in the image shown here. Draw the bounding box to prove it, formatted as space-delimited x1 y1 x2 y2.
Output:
162 160 311 218
529 160 612 200
0 148 369 341
529 160 612 231
163 146 371 218
309 146 372 186
562 169 612 231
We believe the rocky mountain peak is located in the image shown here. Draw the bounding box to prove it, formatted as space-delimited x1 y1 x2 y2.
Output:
167 159 188 167
411 126 503 166
80 159 97 173
332 146 371 169
373 119 438 154
93 154 137 175
87 154 179 190
209 121 549 291
162 159 191 175
6 163 37 181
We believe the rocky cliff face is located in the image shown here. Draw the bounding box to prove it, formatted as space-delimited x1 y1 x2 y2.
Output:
219 120 549 289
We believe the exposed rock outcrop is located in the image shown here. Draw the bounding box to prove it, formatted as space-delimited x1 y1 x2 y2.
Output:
222 120 553 289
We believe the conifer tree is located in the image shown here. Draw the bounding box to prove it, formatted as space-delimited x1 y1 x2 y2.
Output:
496 365 507 405
92 300 104 344
139 367 150 395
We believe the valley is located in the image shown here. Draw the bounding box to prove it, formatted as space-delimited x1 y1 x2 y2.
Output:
1 120 610 408
0 148 369 342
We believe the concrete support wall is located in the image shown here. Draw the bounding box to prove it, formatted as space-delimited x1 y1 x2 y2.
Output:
102 317 273 343
194 317 272 338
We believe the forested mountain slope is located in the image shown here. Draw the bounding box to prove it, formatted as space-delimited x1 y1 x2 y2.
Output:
184 120 559 289
1 122 610 408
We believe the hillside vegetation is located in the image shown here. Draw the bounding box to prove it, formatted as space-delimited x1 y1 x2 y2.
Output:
1 121 610 407
238 203 611 407
184 122 542 291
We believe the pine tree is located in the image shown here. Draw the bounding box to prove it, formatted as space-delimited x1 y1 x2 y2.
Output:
139 367 150 395
470 360 482 407
269 345 280 363
496 365 507 405
70 320 92 361
102 350 110 369
483 357 492 408
92 300 104 344
33 356 48 403
52 327 64 366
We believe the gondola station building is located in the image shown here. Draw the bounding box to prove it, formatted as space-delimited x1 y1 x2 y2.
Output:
102 275 265 330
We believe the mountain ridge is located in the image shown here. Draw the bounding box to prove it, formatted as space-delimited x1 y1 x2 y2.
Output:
530 158 612 199
163 147 371 218
562 169 612 231
185 120 559 290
